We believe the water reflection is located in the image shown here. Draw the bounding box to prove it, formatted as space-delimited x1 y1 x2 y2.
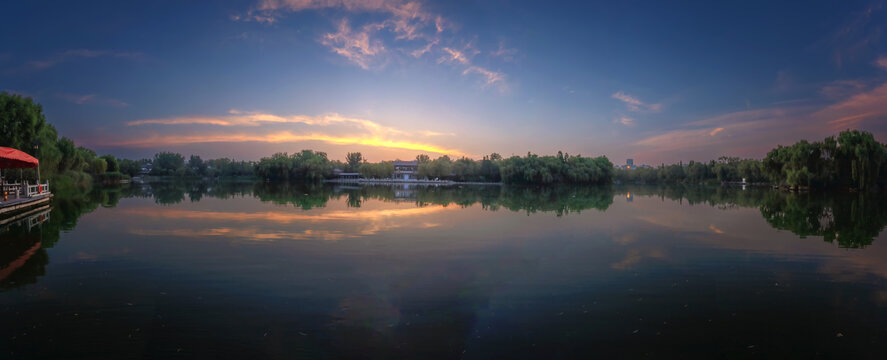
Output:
0 210 51 289
3 181 887 358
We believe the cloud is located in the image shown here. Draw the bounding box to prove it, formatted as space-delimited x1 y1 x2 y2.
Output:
612 91 662 113
419 130 454 136
440 47 470 65
877 56 887 69
491 41 518 62
120 110 465 156
631 107 811 162
812 81 887 130
242 0 510 90
462 66 507 90
614 116 635 127
57 93 128 107
631 79 887 163
825 3 884 69
130 110 406 136
18 49 143 72
410 38 438 58
820 80 867 99
105 132 468 156
321 20 386 69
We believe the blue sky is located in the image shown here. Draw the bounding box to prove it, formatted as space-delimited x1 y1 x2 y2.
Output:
2 0 886 164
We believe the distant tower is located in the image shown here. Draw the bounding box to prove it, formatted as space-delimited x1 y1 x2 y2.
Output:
626 158 634 168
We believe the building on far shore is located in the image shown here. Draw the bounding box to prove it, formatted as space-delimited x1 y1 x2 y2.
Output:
332 168 361 180
393 160 419 180
614 158 651 170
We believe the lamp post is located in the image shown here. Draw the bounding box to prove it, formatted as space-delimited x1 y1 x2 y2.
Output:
33 143 40 183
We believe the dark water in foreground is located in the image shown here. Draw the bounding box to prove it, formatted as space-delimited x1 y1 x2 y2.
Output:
3 182 887 359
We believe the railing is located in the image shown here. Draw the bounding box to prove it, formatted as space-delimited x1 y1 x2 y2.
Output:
26 181 50 197
0 180 50 203
2 181 24 202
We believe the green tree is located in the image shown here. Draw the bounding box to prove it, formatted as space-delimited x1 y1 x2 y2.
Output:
151 152 186 176
189 155 207 176
346 152 363 171
100 155 120 173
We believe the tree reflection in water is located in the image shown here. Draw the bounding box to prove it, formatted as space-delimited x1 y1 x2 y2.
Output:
2 181 886 291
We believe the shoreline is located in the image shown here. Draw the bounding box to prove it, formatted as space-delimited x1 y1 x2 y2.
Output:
324 178 502 186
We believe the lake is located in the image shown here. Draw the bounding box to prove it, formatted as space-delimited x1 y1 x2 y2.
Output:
2 182 887 359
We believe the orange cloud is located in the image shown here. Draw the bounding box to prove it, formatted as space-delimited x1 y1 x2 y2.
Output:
106 131 468 156
129 111 402 133
709 127 724 136
812 82 887 131
121 110 466 156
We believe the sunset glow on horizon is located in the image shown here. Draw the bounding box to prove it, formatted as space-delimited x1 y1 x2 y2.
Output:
2 0 886 163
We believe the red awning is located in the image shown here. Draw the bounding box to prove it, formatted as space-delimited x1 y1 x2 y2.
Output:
0 147 39 169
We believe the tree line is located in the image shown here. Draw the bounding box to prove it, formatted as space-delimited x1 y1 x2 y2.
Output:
3 92 887 190
251 150 613 185
615 130 887 190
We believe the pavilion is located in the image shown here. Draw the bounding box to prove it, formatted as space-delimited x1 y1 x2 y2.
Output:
0 147 52 217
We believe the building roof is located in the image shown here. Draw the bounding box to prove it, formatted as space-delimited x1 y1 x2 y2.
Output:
392 160 419 166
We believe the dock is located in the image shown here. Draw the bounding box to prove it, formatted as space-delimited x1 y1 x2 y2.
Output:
0 194 53 217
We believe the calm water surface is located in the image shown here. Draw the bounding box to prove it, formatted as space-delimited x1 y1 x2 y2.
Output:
2 182 887 359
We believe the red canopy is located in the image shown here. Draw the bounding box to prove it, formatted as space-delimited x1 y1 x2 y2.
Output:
0 147 39 169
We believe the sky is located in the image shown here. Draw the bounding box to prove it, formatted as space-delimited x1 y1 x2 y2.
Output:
1 0 886 165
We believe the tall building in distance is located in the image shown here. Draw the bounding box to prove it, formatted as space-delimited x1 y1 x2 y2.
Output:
615 158 649 170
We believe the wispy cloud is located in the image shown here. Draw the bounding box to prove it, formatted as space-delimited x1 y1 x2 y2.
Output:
825 3 884 69
491 41 518 62
632 77 887 162
57 93 128 107
321 20 386 69
462 66 507 90
612 91 662 113
241 0 510 90
813 81 887 130
120 110 464 156
820 80 867 99
877 55 887 69
17 49 143 72
614 116 635 127
440 47 471 65
437 45 507 90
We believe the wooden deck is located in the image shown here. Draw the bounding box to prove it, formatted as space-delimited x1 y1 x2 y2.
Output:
0 194 52 217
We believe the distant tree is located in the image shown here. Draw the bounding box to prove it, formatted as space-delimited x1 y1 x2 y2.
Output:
189 155 207 176
118 158 143 177
90 158 108 175
346 152 363 171
358 161 394 179
100 155 120 173
151 152 186 176
416 154 431 164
